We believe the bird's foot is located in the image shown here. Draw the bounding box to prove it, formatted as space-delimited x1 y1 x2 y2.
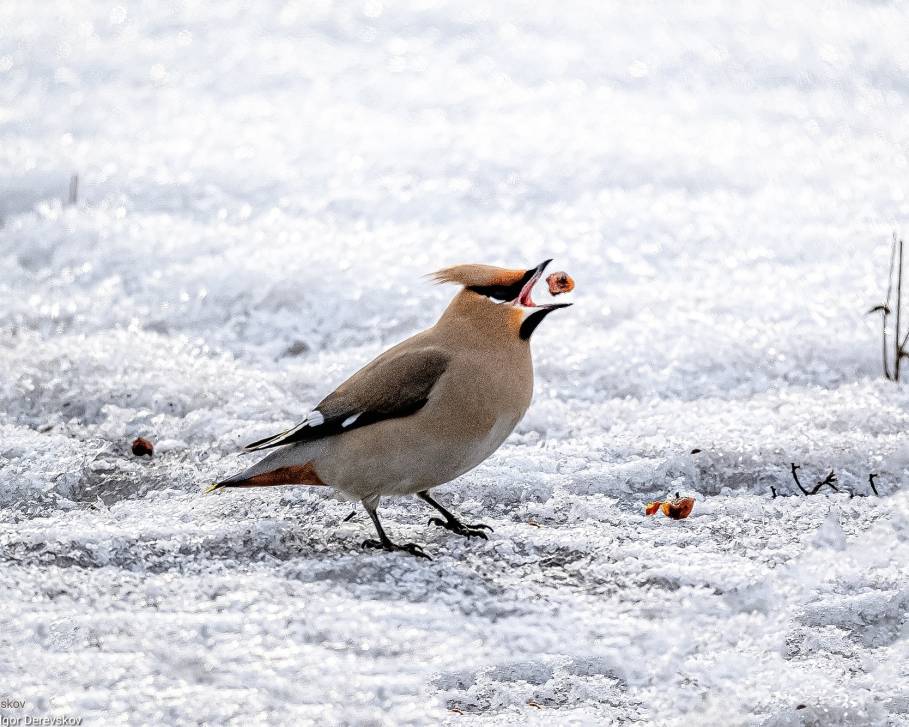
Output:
428 517 493 540
361 538 432 560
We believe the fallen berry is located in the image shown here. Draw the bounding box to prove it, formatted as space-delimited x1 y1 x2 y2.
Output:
131 437 154 457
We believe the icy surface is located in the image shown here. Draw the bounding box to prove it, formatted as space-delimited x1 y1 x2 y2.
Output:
2 0 909 724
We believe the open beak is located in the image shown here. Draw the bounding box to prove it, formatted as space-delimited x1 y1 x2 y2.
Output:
513 259 573 310
515 259 551 307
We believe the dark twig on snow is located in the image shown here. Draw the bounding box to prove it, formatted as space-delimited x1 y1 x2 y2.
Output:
868 473 880 496
900 293 909 372
789 463 810 495
870 235 908 381
868 235 897 380
809 470 839 494
779 464 882 498
342 511 356 523
770 486 778 499
897 238 904 381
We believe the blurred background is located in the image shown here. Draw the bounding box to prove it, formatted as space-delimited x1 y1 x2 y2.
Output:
2 0 908 361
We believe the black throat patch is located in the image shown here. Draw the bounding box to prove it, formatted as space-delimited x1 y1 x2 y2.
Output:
519 304 571 339
519 308 555 339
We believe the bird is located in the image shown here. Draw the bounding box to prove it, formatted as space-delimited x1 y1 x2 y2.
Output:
208 260 573 559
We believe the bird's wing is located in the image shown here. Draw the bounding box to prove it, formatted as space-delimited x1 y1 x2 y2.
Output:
243 346 450 451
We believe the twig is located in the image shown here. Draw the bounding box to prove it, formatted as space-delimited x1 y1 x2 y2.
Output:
896 239 904 381
787 464 841 496
770 486 778 498
900 299 909 362
869 236 897 379
67 174 79 205
868 473 880 496
884 236 897 379
783 466 883 499
809 470 839 495
342 511 356 522
789 463 809 495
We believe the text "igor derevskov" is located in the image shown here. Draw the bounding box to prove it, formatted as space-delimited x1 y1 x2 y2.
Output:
0 717 83 726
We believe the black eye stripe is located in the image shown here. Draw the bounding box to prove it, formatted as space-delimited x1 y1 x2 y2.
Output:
468 268 536 301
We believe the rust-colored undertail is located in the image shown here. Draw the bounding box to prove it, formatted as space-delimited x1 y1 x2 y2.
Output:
208 462 325 492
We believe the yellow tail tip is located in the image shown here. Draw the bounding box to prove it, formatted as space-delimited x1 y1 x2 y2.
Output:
204 482 222 495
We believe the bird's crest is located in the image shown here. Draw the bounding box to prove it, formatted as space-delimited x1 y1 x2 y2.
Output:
430 264 530 289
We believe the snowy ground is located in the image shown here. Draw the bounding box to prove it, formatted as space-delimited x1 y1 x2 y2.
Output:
2 1 909 724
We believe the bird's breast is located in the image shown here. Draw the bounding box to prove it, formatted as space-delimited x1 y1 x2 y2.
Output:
458 411 523 471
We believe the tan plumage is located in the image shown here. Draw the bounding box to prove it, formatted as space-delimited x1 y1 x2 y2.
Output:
212 260 572 558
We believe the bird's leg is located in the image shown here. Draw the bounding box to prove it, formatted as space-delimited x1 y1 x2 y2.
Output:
417 490 493 540
360 500 431 560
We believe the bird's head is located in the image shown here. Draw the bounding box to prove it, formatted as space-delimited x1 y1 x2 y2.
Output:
432 259 573 339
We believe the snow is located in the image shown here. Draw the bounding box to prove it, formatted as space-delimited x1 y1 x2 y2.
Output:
2 0 909 724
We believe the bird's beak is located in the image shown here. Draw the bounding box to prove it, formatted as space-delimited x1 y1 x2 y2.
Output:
514 259 552 307
513 259 573 311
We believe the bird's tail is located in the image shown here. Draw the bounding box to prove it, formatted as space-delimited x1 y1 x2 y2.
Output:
207 442 327 493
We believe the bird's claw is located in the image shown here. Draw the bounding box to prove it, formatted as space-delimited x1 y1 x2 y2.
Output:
361 538 432 560
428 517 493 540
400 542 432 559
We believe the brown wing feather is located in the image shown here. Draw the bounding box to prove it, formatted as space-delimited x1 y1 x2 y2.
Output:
244 347 450 451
